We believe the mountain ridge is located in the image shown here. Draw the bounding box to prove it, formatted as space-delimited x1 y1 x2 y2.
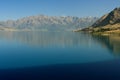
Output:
0 15 98 31
92 7 120 27
80 7 120 34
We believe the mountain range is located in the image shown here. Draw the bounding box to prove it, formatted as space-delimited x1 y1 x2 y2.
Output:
0 15 98 31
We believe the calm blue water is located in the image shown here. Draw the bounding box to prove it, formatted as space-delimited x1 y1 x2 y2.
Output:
0 31 120 80
0 31 119 69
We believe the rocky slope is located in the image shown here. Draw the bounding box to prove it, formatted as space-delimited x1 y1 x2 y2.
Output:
92 8 120 27
80 7 120 34
0 15 98 31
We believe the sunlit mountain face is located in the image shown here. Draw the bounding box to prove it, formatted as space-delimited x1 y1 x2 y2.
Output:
0 15 98 31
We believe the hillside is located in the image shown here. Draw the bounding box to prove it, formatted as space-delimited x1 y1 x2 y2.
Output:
82 7 120 34
0 15 98 31
92 7 120 27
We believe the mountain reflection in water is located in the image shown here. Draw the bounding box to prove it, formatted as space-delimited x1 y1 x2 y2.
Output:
0 31 93 48
92 34 120 56
0 31 120 80
0 31 120 56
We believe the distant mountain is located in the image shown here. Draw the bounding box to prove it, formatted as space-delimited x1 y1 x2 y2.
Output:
0 15 98 31
92 7 120 27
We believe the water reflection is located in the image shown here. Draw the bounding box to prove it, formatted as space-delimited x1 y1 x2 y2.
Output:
0 31 93 48
92 34 120 56
0 31 120 56
0 31 120 80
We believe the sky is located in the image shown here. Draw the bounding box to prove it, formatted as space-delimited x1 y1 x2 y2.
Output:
0 0 120 20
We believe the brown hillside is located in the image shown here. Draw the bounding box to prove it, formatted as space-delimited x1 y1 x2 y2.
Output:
92 8 120 27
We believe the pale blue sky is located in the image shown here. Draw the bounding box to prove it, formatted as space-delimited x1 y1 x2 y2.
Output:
0 0 120 20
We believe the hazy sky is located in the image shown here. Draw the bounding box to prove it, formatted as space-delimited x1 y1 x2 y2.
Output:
0 0 120 20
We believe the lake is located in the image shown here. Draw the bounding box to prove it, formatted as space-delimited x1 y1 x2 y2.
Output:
0 31 120 80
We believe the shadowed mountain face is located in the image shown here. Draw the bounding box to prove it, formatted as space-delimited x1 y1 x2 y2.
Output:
92 8 120 27
0 15 98 31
